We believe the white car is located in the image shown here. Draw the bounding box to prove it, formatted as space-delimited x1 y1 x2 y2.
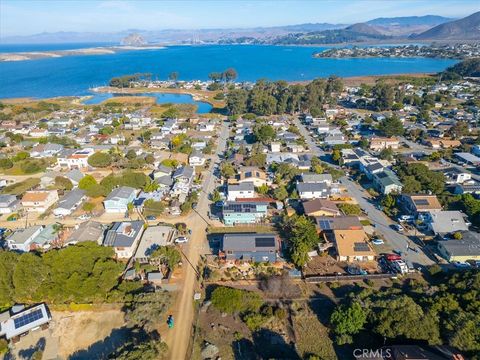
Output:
174 236 189 244
78 214 91 221
371 238 385 245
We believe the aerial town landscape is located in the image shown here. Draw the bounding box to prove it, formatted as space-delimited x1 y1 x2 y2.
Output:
0 1 479 360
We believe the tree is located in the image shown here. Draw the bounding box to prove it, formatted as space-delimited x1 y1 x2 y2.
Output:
78 174 98 190
223 68 238 83
125 292 171 333
330 302 367 344
253 124 276 144
273 186 288 201
332 149 342 163
226 89 248 115
54 176 73 191
88 152 113 168
168 71 179 82
379 147 394 161
220 162 236 178
211 189 222 203
378 116 404 137
86 184 108 198
373 81 394 110
0 158 13 169
113 339 168 360
126 149 137 160
448 312 480 353
82 202 95 213
151 246 181 270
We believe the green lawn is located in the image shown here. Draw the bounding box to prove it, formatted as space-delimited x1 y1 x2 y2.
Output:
1 178 40 195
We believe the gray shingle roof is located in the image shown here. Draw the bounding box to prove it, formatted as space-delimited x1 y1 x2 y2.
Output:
56 189 85 211
105 186 136 202
222 233 277 252
104 221 144 247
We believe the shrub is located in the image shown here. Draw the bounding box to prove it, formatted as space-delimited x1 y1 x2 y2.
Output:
211 286 262 314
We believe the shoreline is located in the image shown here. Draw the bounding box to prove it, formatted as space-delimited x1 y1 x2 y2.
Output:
0 44 166 62
0 73 437 104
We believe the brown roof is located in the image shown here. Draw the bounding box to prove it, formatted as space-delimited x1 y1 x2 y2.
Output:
315 216 362 230
303 199 339 216
328 229 375 258
406 195 442 211
22 191 55 202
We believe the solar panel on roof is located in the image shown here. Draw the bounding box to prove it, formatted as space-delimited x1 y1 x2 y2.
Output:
413 199 429 206
353 242 370 252
13 309 43 329
255 237 275 247
318 220 331 229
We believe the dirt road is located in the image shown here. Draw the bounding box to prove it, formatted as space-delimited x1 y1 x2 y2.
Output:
164 121 228 360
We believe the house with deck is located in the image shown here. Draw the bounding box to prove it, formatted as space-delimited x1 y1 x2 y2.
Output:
220 233 279 263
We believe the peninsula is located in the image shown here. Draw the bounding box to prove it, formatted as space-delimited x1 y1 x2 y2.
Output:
314 43 480 59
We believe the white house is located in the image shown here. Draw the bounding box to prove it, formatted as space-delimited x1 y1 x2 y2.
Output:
227 182 255 201
103 221 145 259
189 151 206 166
21 190 59 213
198 123 215 132
6 226 43 252
297 182 330 200
57 148 94 169
0 195 19 214
53 189 86 217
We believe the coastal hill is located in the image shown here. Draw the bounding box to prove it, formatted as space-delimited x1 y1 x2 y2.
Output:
366 15 453 36
411 11 480 40
345 23 383 36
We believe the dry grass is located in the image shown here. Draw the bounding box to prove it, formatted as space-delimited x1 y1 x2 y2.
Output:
292 310 337 360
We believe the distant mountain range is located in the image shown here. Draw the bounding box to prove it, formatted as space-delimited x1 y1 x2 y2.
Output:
1 13 478 45
410 11 480 40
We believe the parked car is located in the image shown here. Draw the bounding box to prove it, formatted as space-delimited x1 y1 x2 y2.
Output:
192 202 198 210
398 215 414 222
371 238 385 245
453 261 471 269
146 215 156 221
78 214 91 221
392 224 404 232
174 236 189 244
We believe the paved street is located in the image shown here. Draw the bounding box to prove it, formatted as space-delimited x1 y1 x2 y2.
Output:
164 120 229 360
294 117 434 266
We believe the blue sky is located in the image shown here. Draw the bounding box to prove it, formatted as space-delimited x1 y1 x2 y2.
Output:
1 0 479 36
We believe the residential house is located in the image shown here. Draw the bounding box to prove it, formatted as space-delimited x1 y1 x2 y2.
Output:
0 304 52 340
454 152 480 166
303 199 340 217
189 151 206 166
65 169 84 187
198 122 215 132
424 211 469 236
314 216 362 232
372 169 403 195
152 164 172 179
270 142 281 153
323 129 346 146
30 143 64 158
65 221 104 245
227 182 255 201
103 220 145 258
161 119 178 135
369 137 400 151
0 195 19 214
437 231 480 262
40 171 63 188
297 182 331 200
57 148 94 169
172 165 194 185
21 190 59 213
237 167 269 187
444 167 472 184
6 226 43 252
220 233 279 263
301 173 333 186
325 229 375 262
453 182 480 195
134 225 176 263
222 199 269 225
28 128 49 138
103 186 137 213
401 194 442 216
53 189 86 217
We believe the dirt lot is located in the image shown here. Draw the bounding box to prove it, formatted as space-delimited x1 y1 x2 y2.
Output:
7 309 128 360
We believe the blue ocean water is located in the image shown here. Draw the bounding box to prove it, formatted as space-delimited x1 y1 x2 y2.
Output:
0 42 115 53
0 45 457 99
84 92 212 113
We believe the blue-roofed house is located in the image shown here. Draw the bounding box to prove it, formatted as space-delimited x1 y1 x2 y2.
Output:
103 186 137 213
222 200 269 225
103 221 144 258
